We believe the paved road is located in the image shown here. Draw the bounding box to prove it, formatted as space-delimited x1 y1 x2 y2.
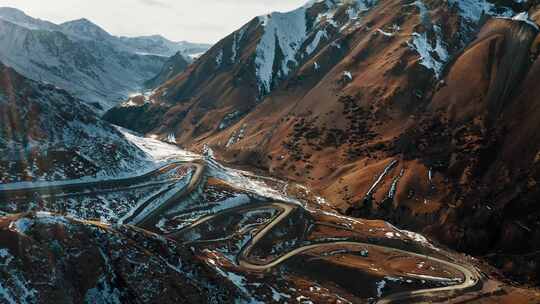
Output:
171 201 480 304
5 179 184 204
0 157 481 303
0 162 186 201
0 161 204 233
129 162 205 228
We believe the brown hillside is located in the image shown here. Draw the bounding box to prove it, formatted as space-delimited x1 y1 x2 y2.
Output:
105 0 540 284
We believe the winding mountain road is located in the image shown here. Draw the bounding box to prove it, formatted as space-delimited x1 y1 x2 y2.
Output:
171 201 481 303
0 162 187 200
0 157 483 303
131 162 205 228
0 161 205 231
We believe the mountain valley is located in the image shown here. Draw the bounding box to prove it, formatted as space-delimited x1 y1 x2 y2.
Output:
1 0 540 303
0 7 210 111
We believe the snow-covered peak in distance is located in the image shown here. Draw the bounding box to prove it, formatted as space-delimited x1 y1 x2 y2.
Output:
0 7 211 110
117 35 212 58
0 6 210 58
175 40 213 57
0 7 57 31
60 18 113 41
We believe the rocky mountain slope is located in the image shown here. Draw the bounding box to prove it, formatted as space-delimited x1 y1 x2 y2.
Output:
106 0 540 284
0 212 234 303
0 61 153 183
0 7 209 111
144 51 191 89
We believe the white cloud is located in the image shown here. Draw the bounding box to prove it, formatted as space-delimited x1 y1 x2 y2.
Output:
0 0 308 43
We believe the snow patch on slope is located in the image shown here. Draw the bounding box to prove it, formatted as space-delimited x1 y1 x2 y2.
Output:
215 49 223 67
231 27 247 63
8 218 33 235
117 127 199 163
411 0 430 24
447 0 514 24
408 25 449 78
255 6 308 94
506 12 540 30
254 0 378 95
306 30 329 55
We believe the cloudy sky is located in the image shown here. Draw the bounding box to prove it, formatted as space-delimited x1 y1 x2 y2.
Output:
0 0 308 43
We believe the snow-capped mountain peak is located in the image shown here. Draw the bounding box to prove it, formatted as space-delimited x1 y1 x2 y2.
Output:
254 0 378 95
0 7 30 20
60 18 112 40
0 7 57 31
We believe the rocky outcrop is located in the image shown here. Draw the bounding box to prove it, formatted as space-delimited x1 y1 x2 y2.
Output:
144 51 191 89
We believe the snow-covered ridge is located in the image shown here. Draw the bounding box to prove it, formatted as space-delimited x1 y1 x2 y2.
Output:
255 5 308 94
254 0 378 95
0 7 57 31
0 7 208 58
406 0 527 79
60 18 112 41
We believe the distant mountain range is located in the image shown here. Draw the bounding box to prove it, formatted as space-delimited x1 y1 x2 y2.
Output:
0 7 211 111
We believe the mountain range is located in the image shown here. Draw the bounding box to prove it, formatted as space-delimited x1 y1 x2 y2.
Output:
0 7 211 111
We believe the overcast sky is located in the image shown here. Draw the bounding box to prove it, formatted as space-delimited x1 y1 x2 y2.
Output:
0 0 308 43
